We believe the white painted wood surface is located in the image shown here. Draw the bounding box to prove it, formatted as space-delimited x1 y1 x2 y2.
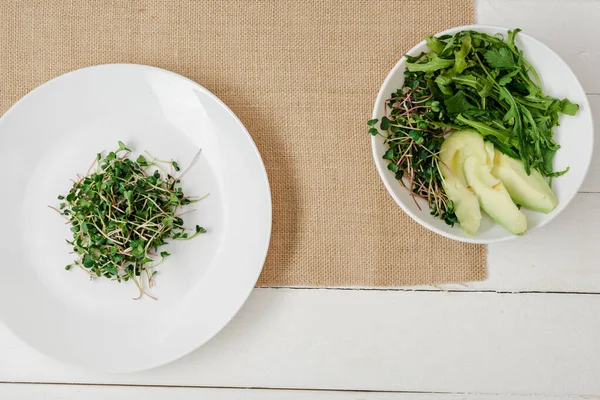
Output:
3 289 600 396
3 384 594 400
579 96 599 192
477 0 600 94
1 0 598 398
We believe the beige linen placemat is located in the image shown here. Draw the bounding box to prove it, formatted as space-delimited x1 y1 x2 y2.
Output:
0 0 485 287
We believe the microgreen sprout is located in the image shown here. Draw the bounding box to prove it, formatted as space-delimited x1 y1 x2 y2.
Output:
51 143 206 300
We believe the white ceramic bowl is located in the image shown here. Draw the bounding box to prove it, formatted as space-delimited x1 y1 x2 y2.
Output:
371 25 594 244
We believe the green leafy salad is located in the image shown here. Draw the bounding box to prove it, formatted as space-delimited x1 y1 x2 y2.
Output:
50 142 206 299
368 29 578 235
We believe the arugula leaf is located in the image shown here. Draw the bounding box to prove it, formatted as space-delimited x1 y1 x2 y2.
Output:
498 69 519 86
500 87 530 173
452 36 472 74
516 95 554 111
455 114 514 144
434 75 452 86
462 109 502 121
405 52 427 63
558 99 579 116
541 146 558 176
439 34 460 58
547 167 570 178
407 55 454 72
425 36 445 54
485 136 521 160
444 90 475 115
426 78 445 100
449 73 491 97
507 81 529 95
507 29 522 51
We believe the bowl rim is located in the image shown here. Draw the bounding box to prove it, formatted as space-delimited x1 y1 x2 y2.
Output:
370 24 594 244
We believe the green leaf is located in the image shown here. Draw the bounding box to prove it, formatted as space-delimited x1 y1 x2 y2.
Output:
433 74 454 96
462 109 501 121
485 136 520 160
547 166 569 178
499 90 518 125
507 81 529 96
408 130 424 144
387 162 399 173
507 28 522 50
406 76 420 89
169 192 179 204
483 47 517 69
446 74 490 97
367 119 378 127
558 99 579 116
425 36 445 54
439 33 459 58
380 116 391 130
382 148 395 160
406 54 454 72
132 245 145 258
501 88 530 173
118 141 131 152
455 114 513 142
83 255 94 269
452 36 472 74
498 69 519 86
444 90 476 115
136 155 148 166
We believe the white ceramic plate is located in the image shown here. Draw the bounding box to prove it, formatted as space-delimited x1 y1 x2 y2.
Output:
372 25 593 244
0 64 272 372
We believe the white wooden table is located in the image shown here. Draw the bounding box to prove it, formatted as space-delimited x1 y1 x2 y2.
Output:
2 1 599 398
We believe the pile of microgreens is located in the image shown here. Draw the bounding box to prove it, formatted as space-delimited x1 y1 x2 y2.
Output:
50 142 206 300
369 80 457 225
